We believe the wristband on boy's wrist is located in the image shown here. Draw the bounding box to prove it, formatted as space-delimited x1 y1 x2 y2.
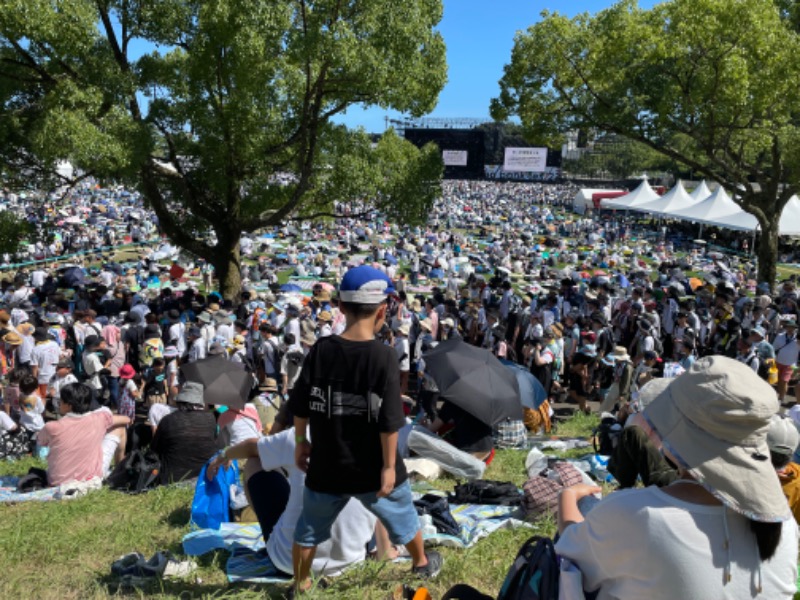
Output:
221 446 230 460
295 434 306 443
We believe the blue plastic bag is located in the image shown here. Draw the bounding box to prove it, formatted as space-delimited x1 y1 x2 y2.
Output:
190 459 239 530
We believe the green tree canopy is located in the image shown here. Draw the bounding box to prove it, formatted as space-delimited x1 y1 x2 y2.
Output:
0 0 447 298
0 211 34 257
493 0 800 286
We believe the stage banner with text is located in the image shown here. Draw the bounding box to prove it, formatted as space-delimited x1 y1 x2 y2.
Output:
442 150 468 166
503 147 548 172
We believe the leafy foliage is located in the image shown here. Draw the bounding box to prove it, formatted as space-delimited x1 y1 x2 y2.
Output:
0 210 34 256
0 0 447 297
493 0 800 285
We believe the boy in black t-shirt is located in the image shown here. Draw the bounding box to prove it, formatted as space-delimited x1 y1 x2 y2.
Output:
289 266 442 594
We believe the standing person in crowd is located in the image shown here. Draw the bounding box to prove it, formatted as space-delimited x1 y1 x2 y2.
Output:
31 327 60 399
773 319 800 404
289 266 442 596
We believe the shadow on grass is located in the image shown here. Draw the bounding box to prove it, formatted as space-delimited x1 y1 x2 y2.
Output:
165 505 192 529
96 572 269 598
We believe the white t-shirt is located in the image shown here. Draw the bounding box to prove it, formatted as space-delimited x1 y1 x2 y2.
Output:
169 322 186 354
226 416 260 446
774 332 800 367
148 404 176 428
83 352 105 391
394 337 410 371
48 373 79 413
555 486 799 600
0 410 17 432
32 340 61 384
19 394 45 432
257 429 376 576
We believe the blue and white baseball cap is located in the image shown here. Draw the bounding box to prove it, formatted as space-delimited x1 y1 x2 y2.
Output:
339 266 394 304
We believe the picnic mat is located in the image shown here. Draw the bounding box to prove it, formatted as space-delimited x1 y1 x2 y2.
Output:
0 475 102 504
182 503 526 583
0 476 60 504
182 524 287 584
424 503 525 549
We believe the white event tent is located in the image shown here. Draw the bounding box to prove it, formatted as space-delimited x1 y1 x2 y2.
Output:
602 179 660 210
668 189 800 235
689 180 712 201
779 196 800 235
669 185 744 226
632 181 696 217
572 188 625 215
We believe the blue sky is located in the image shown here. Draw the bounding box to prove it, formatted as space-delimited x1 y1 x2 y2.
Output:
124 1 655 133
336 0 656 133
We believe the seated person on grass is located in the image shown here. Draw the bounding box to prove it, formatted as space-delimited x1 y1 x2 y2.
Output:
426 399 494 461
0 409 28 460
604 385 679 489
150 381 223 484
207 426 388 579
18 373 45 441
37 383 129 486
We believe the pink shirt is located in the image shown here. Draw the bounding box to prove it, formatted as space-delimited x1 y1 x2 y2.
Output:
37 408 113 486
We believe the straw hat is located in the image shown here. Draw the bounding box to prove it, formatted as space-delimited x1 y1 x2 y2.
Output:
301 330 317 347
3 331 22 346
612 346 631 362
261 378 278 392
642 356 788 522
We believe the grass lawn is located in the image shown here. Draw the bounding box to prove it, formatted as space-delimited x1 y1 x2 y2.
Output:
0 415 599 600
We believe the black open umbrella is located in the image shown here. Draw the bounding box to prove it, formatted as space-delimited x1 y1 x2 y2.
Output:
423 338 522 426
180 356 251 409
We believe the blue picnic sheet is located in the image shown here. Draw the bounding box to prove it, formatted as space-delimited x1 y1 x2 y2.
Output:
0 476 60 504
182 503 526 583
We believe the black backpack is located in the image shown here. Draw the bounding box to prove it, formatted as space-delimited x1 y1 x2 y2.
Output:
449 480 522 506
597 327 615 357
414 493 461 537
442 536 560 600
106 449 162 494
593 415 622 456
285 350 305 367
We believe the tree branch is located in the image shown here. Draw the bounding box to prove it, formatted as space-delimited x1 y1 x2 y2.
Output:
6 38 55 84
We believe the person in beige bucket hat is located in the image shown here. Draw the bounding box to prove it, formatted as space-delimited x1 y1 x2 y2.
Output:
554 356 798 599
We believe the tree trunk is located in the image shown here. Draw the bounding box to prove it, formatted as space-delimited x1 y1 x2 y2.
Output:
211 237 242 302
755 216 779 291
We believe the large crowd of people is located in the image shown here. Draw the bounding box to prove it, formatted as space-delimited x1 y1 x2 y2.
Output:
2 177 800 597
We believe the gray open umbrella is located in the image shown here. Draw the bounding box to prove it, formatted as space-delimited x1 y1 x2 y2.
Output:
180 356 251 409
423 338 522 426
